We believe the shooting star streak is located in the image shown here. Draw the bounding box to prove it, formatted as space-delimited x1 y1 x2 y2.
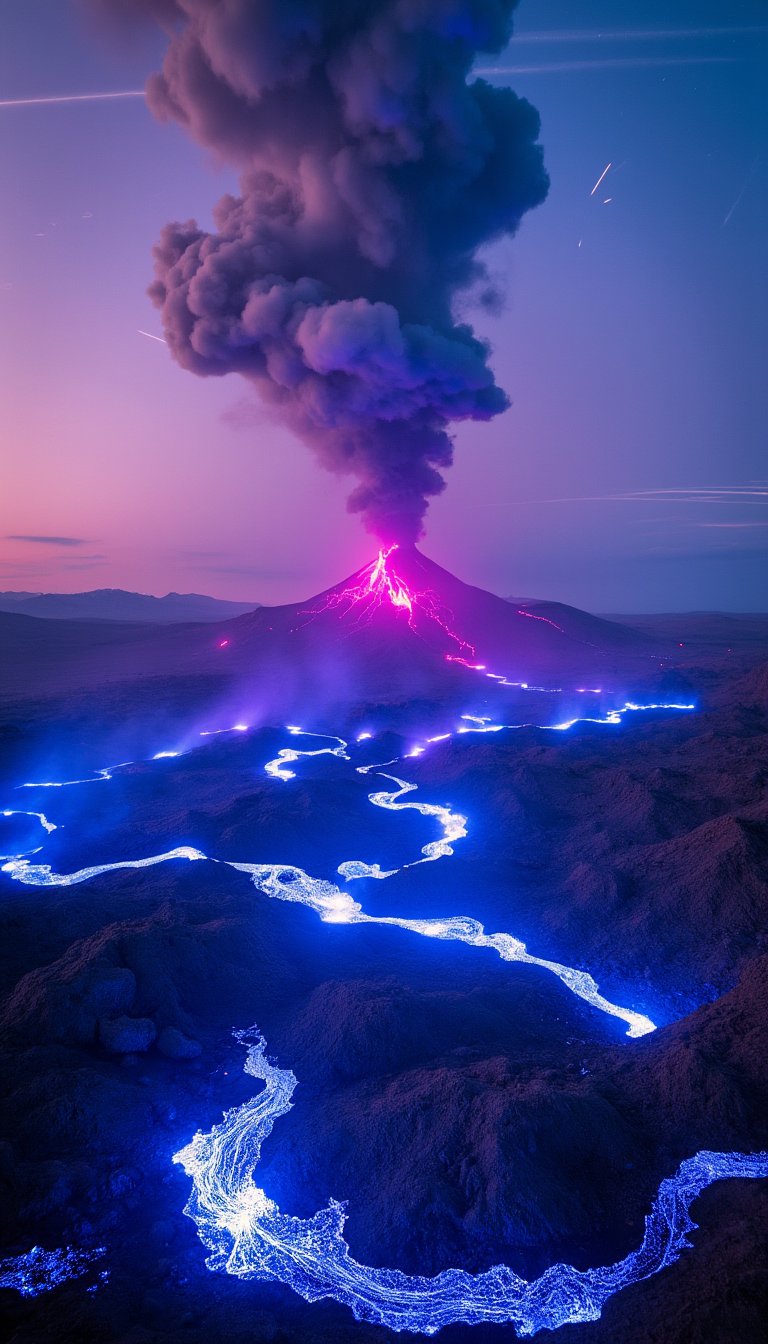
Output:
138 329 167 344
590 163 612 196
0 90 145 110
722 155 760 226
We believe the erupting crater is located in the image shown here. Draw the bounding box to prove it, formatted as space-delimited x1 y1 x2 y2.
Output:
301 544 478 662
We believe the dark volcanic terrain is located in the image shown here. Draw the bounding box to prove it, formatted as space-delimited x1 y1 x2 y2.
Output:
0 560 766 1344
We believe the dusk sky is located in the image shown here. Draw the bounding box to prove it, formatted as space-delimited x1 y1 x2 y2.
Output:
1 0 766 610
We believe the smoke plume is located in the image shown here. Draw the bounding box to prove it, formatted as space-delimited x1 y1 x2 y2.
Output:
128 0 548 541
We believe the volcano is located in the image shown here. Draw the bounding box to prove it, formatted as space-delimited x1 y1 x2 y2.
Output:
0 547 667 708
202 544 668 706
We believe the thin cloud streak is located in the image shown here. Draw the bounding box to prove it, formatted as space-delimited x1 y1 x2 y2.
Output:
509 27 768 44
477 56 740 76
519 487 768 505
6 534 90 546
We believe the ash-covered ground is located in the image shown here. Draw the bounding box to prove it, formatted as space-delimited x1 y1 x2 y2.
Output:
0 597 767 1344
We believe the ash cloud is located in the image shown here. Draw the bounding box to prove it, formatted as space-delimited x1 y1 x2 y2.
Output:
127 0 548 541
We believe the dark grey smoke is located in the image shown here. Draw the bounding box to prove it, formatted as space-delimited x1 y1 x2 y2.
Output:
128 0 548 541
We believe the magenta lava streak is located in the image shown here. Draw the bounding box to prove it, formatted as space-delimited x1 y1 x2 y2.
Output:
303 544 476 660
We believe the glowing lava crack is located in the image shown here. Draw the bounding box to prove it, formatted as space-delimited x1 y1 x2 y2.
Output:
301 544 476 659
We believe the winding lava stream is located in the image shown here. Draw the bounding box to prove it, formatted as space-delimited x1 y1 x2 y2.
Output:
2 702 767 1330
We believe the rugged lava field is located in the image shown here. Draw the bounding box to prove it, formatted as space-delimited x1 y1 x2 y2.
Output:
0 604 767 1343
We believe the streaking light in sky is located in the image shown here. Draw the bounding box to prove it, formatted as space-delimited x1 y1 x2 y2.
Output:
590 162 612 196
0 90 144 109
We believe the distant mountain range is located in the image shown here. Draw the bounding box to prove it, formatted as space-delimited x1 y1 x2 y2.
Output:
0 589 258 623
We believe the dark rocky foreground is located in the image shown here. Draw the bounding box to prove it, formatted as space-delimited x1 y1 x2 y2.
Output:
0 614 767 1344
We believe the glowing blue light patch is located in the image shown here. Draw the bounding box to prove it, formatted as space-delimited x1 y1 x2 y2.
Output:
2 846 207 887
0 808 57 859
264 730 349 781
19 763 129 789
175 1031 768 1336
200 723 251 739
457 719 504 734
0 1245 105 1297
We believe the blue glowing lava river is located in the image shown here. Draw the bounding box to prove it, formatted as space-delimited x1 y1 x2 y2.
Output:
2 639 767 1325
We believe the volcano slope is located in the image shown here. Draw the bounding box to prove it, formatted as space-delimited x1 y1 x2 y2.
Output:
0 546 671 711
0 565 767 1344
